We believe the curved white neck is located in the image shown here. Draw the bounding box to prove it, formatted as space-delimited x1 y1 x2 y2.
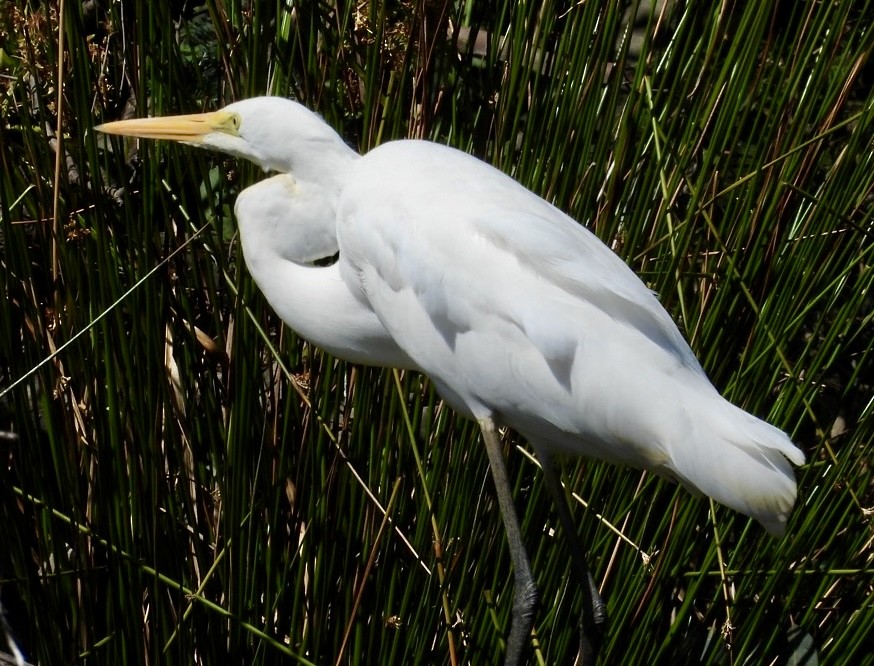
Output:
242 243 414 369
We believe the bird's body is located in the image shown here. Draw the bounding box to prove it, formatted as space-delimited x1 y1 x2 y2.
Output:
97 96 804 663
238 135 802 535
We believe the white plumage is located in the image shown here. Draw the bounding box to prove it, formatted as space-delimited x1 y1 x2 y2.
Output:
335 139 803 535
97 96 805 663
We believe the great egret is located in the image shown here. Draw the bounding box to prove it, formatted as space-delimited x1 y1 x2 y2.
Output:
97 97 805 665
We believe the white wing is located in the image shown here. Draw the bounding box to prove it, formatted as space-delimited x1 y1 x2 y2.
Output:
336 140 803 535
337 140 706 433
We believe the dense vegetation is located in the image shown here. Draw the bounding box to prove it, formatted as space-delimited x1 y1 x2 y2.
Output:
1 1 871 663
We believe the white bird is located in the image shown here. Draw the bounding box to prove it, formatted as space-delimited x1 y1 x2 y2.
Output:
97 96 805 665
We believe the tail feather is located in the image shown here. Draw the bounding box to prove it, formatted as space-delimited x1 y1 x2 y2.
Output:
666 399 805 537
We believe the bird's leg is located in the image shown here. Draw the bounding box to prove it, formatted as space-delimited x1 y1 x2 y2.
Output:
479 417 539 666
535 447 606 666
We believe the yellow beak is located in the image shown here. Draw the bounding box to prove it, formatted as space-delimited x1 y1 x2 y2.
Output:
95 111 239 142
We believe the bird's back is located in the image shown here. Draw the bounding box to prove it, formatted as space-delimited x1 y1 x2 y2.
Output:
337 140 804 535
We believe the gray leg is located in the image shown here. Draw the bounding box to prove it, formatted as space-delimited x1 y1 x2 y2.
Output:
536 447 606 666
479 417 538 665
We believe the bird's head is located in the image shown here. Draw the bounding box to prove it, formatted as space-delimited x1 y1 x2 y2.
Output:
96 96 357 178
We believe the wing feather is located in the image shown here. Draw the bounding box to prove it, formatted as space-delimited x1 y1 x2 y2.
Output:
334 139 803 533
337 140 703 387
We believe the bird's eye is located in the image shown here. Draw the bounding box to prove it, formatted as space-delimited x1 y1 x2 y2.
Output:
215 112 242 136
